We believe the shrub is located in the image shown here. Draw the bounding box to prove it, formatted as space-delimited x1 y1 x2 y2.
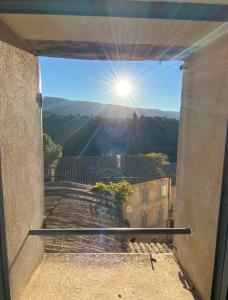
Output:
91 180 132 202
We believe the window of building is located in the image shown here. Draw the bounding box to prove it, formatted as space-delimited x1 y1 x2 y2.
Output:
157 206 164 224
89 164 96 171
141 187 148 203
126 205 132 214
141 214 148 227
158 184 166 198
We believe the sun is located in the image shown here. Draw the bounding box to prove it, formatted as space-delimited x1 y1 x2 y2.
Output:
115 79 132 97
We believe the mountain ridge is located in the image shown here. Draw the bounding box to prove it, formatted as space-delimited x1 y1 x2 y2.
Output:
43 96 179 119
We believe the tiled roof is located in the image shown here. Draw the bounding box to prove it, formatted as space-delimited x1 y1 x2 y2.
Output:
128 241 172 254
45 182 126 253
55 155 173 184
162 163 177 185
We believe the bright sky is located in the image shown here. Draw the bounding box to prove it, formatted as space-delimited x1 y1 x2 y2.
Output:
39 57 182 111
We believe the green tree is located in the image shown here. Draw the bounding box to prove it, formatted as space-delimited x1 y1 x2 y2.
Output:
43 113 179 162
127 112 139 155
146 152 170 165
43 133 62 168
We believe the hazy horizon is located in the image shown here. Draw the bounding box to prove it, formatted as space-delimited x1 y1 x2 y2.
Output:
44 95 180 112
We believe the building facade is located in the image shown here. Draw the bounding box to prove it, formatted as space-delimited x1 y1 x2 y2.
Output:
123 178 170 242
56 155 174 242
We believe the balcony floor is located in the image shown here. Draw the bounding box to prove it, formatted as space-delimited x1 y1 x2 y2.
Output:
21 253 196 300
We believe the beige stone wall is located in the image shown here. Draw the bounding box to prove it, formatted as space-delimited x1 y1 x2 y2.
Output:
171 185 176 207
174 34 228 300
123 178 170 241
0 41 44 299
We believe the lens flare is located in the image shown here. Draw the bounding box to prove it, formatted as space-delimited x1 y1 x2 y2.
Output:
115 79 132 97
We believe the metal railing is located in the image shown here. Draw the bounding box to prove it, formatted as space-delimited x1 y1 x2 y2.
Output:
44 175 172 183
29 227 191 236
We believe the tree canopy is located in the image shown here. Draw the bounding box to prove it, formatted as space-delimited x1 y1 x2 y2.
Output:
127 112 139 155
43 133 63 168
43 113 179 162
145 152 170 165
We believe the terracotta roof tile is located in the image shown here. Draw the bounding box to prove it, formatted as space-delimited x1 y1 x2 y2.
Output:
56 155 175 184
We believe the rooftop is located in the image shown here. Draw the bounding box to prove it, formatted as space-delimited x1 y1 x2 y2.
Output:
44 182 174 254
55 155 175 184
45 182 126 253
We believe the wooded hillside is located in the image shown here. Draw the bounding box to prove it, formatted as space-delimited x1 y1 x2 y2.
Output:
43 113 179 162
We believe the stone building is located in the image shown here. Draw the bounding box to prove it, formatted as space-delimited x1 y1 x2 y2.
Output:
56 155 175 242
123 177 171 242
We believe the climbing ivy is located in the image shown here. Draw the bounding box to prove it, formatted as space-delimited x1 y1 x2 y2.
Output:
91 181 132 202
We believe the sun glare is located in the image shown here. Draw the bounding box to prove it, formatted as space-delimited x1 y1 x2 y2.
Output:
101 66 139 105
115 79 132 97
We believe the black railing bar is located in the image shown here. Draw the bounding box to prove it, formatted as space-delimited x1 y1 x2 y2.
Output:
29 227 191 236
44 175 170 179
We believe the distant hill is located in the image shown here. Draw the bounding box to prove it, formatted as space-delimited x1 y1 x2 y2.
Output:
43 97 179 119
43 112 179 161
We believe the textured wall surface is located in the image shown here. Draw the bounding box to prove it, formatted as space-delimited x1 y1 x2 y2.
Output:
174 34 228 300
0 41 44 299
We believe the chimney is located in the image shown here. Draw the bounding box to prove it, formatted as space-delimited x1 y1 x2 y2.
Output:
116 155 121 169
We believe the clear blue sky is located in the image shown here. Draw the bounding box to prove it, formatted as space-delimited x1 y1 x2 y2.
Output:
39 57 182 111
